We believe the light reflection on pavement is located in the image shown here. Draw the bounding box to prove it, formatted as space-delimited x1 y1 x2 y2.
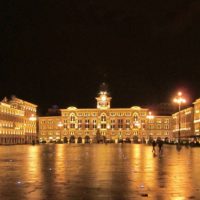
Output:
0 144 199 200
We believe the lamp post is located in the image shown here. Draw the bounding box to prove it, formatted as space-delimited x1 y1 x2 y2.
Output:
146 111 154 143
173 92 186 144
58 122 63 143
29 114 37 145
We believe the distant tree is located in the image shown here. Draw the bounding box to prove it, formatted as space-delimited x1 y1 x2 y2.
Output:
63 137 68 143
133 135 139 143
94 129 102 143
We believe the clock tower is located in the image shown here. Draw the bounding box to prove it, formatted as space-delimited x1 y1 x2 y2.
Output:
96 91 111 109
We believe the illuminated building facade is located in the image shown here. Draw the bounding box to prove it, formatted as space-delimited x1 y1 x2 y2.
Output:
146 116 172 142
39 91 172 143
172 107 194 141
193 98 200 136
0 96 37 144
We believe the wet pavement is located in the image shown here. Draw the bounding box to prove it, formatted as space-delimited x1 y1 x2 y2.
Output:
0 144 200 200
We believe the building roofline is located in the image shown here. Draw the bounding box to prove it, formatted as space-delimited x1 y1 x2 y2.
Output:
60 107 148 111
11 97 37 107
172 106 193 116
193 98 200 104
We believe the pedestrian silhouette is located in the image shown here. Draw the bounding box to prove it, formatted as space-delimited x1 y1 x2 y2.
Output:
158 140 163 154
152 140 156 154
176 143 182 152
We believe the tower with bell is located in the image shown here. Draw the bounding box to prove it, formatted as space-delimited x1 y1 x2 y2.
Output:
96 83 112 109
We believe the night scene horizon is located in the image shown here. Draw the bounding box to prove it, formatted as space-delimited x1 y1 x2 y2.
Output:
1 1 200 199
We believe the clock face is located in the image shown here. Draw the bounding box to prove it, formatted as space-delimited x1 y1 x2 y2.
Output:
101 95 106 101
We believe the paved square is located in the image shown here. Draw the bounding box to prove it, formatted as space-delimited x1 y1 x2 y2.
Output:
0 144 199 200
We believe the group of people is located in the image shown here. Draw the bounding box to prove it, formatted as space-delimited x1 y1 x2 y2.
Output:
152 140 163 155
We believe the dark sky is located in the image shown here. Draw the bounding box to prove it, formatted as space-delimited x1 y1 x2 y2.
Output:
1 0 200 114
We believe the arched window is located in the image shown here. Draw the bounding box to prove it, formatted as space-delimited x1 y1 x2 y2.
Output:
69 114 76 129
70 114 75 122
101 115 106 122
133 113 138 122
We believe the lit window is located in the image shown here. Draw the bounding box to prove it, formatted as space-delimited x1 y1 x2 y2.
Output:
101 115 106 122
101 124 106 129
70 115 75 122
118 119 123 129
70 124 75 129
133 114 138 122
126 120 130 129
85 120 90 129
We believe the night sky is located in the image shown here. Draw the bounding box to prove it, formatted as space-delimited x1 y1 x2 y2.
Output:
1 0 200 114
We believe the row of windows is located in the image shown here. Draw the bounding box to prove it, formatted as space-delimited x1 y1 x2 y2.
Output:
40 131 138 136
41 131 169 135
72 124 128 129
70 119 132 124
147 125 170 129
0 121 14 128
24 106 36 112
41 132 91 136
0 107 24 116
25 129 36 133
41 122 170 129
0 123 35 129
69 116 135 122
149 132 169 136
63 113 98 117
110 113 132 117
148 119 170 124
24 124 36 128
41 118 170 125
62 112 146 117
77 113 97 117
41 124 142 130
0 130 24 135
41 121 170 127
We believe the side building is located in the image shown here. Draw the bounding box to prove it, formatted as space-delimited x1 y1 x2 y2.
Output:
169 97 200 143
39 91 172 143
146 116 172 143
193 98 200 137
172 107 194 142
0 96 37 144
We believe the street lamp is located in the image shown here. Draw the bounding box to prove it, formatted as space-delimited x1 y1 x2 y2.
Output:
57 122 63 142
173 92 186 144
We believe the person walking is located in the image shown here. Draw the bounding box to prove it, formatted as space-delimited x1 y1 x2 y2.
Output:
158 140 163 154
152 140 156 153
